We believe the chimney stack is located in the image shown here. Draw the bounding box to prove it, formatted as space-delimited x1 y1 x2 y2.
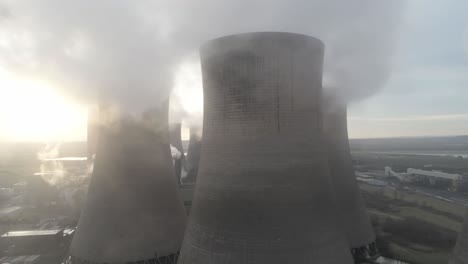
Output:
180 127 201 185
170 123 185 183
69 104 187 263
178 32 353 264
87 108 99 162
323 100 378 261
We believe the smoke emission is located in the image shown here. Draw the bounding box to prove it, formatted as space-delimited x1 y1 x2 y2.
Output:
0 0 406 118
36 143 66 186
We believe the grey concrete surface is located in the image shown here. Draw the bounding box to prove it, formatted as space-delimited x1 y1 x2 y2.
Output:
70 106 187 263
178 32 353 264
323 105 376 248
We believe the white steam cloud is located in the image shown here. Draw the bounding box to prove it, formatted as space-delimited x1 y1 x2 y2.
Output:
36 143 66 186
0 0 406 118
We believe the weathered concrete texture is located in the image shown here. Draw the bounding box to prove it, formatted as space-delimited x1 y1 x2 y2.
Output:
451 211 468 264
181 129 202 185
178 32 353 264
323 104 377 252
170 123 185 183
70 106 187 263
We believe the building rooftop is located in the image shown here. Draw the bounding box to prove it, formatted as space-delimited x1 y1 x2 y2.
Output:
2 229 62 238
0 255 41 264
0 206 22 215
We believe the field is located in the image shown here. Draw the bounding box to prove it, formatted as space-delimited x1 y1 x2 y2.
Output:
361 183 466 264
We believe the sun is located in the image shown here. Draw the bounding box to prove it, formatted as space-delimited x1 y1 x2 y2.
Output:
0 70 87 142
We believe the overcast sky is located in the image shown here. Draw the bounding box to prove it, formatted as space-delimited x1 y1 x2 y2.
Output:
0 0 467 141
347 0 468 138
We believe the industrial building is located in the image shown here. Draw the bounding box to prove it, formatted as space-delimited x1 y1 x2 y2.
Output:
0 206 23 222
68 105 187 263
0 255 41 264
323 103 378 261
0 229 69 255
178 32 353 263
0 229 73 263
385 167 466 191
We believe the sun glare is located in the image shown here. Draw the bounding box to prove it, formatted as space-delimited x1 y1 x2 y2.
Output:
0 70 87 142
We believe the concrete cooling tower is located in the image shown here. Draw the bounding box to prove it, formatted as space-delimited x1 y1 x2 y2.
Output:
180 127 202 185
451 211 468 264
323 101 378 261
178 32 353 264
69 105 187 264
170 123 185 183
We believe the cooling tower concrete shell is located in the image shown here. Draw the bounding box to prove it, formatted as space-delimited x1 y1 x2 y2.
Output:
323 103 378 260
178 32 353 264
180 128 201 185
451 211 468 264
69 106 187 263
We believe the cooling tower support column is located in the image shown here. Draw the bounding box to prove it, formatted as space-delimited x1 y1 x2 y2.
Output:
178 32 353 264
451 211 468 264
69 105 187 264
323 103 378 262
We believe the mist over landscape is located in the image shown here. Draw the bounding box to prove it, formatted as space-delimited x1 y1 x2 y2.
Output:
0 1 468 264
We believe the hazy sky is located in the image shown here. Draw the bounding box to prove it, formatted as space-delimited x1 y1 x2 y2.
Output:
0 0 467 142
347 0 468 138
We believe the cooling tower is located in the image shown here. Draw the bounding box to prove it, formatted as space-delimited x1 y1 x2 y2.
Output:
69 105 187 264
451 211 468 264
170 123 185 183
323 101 378 261
178 32 353 264
180 127 201 185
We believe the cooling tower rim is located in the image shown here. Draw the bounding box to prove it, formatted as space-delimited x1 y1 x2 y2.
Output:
200 31 324 55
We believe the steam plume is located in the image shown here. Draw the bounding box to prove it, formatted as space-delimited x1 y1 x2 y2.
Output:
0 0 406 116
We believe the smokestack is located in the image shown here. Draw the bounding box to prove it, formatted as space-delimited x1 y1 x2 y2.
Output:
69 104 187 263
87 108 99 162
169 123 185 183
451 212 468 264
180 127 201 185
178 32 353 264
323 101 378 261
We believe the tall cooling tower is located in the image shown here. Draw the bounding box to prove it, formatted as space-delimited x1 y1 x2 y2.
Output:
323 102 378 261
180 128 202 185
69 105 187 264
178 32 353 264
170 123 185 183
451 212 468 264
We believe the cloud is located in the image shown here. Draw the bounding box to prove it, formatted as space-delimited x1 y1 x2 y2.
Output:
393 65 468 82
0 0 407 116
349 114 468 122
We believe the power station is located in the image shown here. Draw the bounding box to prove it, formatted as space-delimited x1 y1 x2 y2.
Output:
178 32 353 263
68 105 187 263
323 100 378 261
